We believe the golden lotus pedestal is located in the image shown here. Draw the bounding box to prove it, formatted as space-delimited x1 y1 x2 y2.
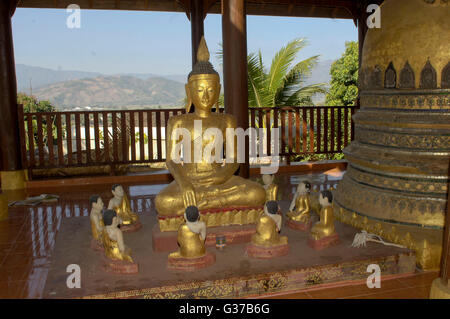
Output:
167 252 216 271
152 206 264 252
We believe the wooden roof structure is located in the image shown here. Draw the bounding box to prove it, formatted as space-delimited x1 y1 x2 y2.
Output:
17 0 369 20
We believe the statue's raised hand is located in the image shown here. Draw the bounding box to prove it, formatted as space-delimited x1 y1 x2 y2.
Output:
180 181 197 208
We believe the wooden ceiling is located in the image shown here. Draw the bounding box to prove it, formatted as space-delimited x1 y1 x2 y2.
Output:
16 0 367 19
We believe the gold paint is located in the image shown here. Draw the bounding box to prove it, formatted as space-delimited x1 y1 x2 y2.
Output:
265 183 278 201
251 212 288 247
101 230 134 263
0 170 28 190
357 120 450 130
334 203 443 270
310 206 336 240
113 193 139 226
158 207 264 232
286 194 311 223
169 224 206 259
362 0 450 88
429 278 450 299
155 37 266 228
0 193 8 221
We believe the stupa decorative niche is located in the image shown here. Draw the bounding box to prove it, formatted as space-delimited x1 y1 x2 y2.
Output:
334 0 450 270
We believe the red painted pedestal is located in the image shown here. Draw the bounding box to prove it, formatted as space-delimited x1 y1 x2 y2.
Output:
308 233 340 251
286 218 312 232
167 251 216 271
120 221 142 233
90 238 104 252
246 243 289 259
101 256 139 275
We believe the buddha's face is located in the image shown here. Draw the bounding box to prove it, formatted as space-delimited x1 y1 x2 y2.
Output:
112 185 124 198
187 75 221 112
297 183 307 194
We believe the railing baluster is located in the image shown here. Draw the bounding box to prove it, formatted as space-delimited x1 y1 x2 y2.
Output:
295 108 300 154
288 109 293 160
316 108 321 154
75 113 82 165
147 111 153 161
56 113 63 166
330 107 335 152
344 107 349 147
324 107 328 154
156 111 162 161
302 108 307 153
351 106 356 141
112 112 118 163
102 112 109 163
337 107 342 152
46 114 54 166
36 114 44 166
17 105 27 168
309 108 314 153
280 109 286 157
84 113 91 164
66 114 72 165
139 111 145 162
273 108 278 157
121 111 128 163
265 109 271 157
130 111 136 161
93 113 100 162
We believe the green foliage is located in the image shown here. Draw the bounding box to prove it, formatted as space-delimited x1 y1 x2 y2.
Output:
18 92 56 113
326 41 359 106
217 39 327 109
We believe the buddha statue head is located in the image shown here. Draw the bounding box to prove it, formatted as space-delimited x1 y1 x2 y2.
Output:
319 190 333 207
89 194 104 211
111 184 124 199
297 181 311 195
103 209 118 228
186 36 221 116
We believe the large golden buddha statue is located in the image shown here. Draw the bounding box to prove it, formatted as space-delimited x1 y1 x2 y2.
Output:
155 37 266 231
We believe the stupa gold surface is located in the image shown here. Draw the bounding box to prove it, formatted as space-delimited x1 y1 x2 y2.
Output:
335 0 450 270
154 37 266 231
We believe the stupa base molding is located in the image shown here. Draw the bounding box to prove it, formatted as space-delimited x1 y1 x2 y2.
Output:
101 256 139 275
308 233 340 251
167 251 216 271
120 221 142 233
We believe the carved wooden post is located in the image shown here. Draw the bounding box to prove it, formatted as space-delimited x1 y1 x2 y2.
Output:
190 0 205 68
222 0 249 178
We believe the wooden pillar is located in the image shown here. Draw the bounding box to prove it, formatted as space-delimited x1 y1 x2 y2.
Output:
190 0 205 68
0 0 20 172
222 0 249 178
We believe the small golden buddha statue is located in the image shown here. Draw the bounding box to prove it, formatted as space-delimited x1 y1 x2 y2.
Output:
101 209 134 263
108 184 140 229
262 174 278 201
251 201 288 247
89 195 105 249
286 181 312 223
169 206 207 259
155 37 265 223
310 190 336 240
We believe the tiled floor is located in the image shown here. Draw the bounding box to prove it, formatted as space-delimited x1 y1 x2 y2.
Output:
0 168 438 298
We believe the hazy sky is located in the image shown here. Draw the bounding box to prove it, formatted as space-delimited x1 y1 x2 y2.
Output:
12 8 357 75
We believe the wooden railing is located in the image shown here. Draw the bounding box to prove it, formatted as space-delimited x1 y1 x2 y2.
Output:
18 105 356 171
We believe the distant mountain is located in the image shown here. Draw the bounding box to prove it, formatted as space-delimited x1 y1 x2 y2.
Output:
16 64 102 92
33 75 186 109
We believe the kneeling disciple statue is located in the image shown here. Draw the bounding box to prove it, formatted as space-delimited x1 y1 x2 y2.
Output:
108 184 142 232
154 36 266 232
262 174 278 202
167 206 215 271
246 201 289 258
101 209 138 274
286 181 313 231
308 190 340 250
89 195 105 251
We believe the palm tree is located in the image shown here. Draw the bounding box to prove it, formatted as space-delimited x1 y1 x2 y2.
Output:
217 38 327 109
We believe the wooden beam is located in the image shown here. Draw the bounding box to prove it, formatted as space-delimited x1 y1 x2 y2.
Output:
0 0 21 171
190 0 204 67
222 0 249 178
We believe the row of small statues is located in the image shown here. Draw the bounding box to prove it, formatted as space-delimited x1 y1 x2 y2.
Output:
89 184 141 273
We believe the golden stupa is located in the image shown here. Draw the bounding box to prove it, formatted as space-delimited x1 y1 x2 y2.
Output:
334 0 450 270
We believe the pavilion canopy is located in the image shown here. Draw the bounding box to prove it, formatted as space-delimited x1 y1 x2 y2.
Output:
17 0 369 19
